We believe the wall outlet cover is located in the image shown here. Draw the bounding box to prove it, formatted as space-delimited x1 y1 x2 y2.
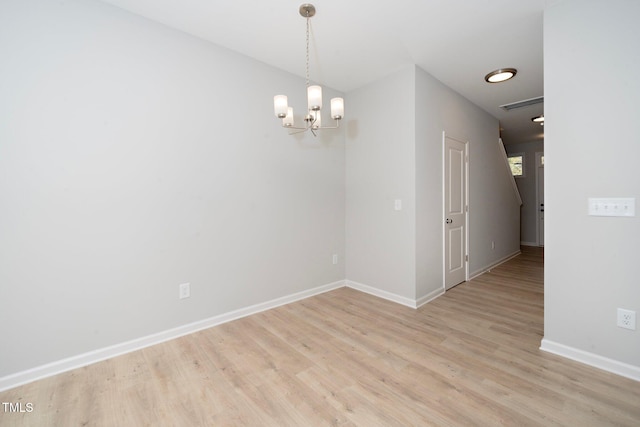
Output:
617 308 636 330
179 283 191 299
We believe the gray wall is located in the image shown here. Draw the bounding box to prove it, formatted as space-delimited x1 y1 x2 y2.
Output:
544 0 640 369
345 67 417 300
1 0 525 382
415 67 521 293
0 0 345 377
346 65 521 302
507 140 544 246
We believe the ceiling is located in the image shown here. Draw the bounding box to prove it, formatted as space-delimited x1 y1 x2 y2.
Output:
100 0 545 145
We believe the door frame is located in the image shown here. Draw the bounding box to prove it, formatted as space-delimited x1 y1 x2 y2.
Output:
442 131 469 290
535 151 544 247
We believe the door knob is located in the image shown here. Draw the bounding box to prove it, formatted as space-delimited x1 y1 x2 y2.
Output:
446 218 453 224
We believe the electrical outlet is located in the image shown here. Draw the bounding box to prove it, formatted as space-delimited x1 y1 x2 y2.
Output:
491 241 495 250
179 283 191 300
617 308 636 330
332 254 338 265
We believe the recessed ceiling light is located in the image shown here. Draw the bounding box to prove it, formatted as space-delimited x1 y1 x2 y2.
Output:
532 115 544 125
484 68 517 83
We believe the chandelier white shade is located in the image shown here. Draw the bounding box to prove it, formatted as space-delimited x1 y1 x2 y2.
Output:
331 97 344 120
273 4 344 136
274 95 288 117
307 85 322 110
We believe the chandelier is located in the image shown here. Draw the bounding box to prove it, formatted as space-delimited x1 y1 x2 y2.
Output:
273 4 344 136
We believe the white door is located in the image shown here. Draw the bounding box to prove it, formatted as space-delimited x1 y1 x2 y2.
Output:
536 152 544 247
444 134 468 290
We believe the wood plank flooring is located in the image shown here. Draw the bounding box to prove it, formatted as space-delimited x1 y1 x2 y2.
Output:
2 247 639 426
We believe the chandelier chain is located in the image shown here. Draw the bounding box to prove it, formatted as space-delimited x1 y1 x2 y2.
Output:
305 17 310 88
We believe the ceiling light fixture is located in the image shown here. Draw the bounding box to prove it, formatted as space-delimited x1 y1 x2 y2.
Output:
484 68 517 83
532 115 544 125
273 4 344 136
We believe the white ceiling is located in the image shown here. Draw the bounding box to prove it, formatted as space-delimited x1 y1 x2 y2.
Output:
101 0 545 145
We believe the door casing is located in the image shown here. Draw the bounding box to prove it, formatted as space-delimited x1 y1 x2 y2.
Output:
536 151 545 247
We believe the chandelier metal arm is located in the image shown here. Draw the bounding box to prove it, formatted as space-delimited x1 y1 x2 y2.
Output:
283 119 341 134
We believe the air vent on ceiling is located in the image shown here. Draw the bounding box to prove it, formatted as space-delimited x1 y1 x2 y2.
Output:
499 96 544 111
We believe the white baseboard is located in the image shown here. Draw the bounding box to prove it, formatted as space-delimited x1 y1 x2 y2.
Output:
0 279 451 392
540 339 640 382
520 241 538 247
346 280 418 309
416 288 445 308
0 280 346 392
468 249 521 280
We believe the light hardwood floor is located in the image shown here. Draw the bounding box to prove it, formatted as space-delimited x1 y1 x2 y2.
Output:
2 247 639 426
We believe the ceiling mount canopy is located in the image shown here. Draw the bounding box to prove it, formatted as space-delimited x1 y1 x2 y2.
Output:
299 3 316 18
273 4 344 136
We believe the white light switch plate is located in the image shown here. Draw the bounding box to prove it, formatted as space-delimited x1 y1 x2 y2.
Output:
588 198 635 217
